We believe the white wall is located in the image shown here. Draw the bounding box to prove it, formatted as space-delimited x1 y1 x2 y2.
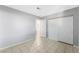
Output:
48 16 73 44
0 6 36 48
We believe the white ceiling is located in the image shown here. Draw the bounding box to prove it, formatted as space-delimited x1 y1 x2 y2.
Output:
7 5 79 17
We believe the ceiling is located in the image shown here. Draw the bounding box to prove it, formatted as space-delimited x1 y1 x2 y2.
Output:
7 5 79 17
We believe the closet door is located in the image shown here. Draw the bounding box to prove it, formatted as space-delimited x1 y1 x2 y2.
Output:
48 16 73 44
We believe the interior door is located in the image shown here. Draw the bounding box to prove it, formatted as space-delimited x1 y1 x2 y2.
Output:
48 16 73 44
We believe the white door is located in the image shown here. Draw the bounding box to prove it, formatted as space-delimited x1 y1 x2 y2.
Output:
48 16 73 44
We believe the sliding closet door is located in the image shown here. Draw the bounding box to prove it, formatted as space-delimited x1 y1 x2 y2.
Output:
48 16 73 44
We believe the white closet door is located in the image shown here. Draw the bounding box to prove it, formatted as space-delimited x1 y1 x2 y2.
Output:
48 16 73 44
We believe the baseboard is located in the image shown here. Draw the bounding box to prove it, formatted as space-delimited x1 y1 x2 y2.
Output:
0 37 34 51
58 41 73 46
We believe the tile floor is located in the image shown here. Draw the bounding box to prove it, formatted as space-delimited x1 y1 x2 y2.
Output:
0 37 79 53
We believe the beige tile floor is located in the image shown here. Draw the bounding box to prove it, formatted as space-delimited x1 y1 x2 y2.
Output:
0 37 79 53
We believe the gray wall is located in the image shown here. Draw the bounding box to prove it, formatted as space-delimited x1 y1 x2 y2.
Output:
46 7 79 46
0 6 36 48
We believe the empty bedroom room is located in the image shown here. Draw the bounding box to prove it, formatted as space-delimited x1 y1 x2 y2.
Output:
0 5 79 53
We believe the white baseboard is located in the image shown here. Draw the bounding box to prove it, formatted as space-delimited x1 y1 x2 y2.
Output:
0 38 34 51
